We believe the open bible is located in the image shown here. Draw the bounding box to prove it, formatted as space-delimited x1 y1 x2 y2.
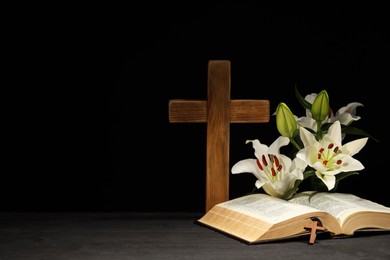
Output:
197 191 390 244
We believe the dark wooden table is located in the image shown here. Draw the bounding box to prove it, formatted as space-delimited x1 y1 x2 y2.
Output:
1 212 389 260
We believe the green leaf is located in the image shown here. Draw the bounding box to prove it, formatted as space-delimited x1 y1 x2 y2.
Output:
330 172 360 192
335 171 359 182
341 125 380 143
321 123 380 143
303 170 316 180
284 179 303 199
295 85 312 110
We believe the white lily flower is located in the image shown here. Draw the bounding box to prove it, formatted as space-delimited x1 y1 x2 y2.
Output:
296 121 368 190
329 102 364 125
304 93 363 126
231 137 307 199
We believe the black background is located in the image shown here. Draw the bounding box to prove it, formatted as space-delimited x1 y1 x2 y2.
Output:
3 2 389 212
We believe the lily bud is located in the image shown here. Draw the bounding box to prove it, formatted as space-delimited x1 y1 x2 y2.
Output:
311 90 329 122
276 102 297 139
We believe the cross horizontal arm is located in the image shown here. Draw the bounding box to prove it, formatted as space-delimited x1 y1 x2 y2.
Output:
168 60 271 211
169 100 270 123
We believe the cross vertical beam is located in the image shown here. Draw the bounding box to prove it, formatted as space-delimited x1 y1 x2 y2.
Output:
206 61 231 212
169 60 270 212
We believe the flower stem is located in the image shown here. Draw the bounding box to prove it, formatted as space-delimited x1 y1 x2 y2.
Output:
290 138 302 151
316 121 323 140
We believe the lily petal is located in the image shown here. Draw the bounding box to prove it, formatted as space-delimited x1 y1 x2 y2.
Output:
325 120 342 145
299 126 318 148
231 159 262 180
341 138 368 156
268 136 290 154
315 172 336 190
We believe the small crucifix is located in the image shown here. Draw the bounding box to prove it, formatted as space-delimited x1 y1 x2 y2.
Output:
304 218 327 244
169 60 270 212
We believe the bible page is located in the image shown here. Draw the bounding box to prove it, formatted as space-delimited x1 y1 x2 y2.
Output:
289 192 390 224
220 193 321 224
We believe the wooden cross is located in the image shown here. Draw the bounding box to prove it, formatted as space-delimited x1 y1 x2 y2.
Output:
168 60 270 212
304 218 327 244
